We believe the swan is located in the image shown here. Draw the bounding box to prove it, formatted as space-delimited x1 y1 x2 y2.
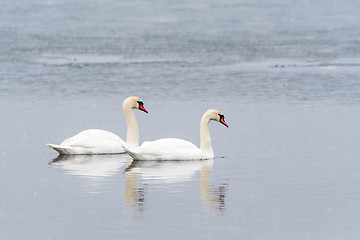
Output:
123 109 228 160
47 96 148 155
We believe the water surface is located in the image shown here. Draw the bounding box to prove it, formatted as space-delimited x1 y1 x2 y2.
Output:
1 0 360 239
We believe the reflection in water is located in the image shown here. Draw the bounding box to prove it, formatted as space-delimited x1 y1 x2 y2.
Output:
124 171 147 219
49 156 227 216
123 159 227 217
49 154 128 180
200 162 227 214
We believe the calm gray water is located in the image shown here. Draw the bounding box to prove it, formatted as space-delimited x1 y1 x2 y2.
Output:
2 0 360 239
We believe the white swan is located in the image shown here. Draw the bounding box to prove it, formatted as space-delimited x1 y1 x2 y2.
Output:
123 109 228 160
47 96 148 155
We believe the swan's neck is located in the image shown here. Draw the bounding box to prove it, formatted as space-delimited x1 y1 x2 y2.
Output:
200 114 214 156
123 106 139 147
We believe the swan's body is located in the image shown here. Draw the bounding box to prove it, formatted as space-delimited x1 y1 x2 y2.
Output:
124 138 207 161
47 96 147 155
48 130 125 155
123 109 228 160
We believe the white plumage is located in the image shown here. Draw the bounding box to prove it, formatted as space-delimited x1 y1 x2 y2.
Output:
47 96 147 155
123 109 228 160
47 129 125 155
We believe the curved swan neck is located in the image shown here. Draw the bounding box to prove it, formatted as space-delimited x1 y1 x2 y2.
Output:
200 113 214 156
123 102 139 147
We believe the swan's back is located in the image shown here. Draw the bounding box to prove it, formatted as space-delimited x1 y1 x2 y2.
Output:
61 129 123 147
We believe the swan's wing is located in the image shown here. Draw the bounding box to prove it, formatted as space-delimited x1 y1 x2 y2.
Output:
61 129 124 147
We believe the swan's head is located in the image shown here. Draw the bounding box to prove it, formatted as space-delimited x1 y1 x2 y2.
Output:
123 96 148 113
206 109 228 128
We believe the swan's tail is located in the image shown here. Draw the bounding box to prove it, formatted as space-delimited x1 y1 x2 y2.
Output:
47 144 73 155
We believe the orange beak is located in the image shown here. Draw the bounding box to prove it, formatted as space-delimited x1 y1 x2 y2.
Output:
139 104 148 113
220 118 228 128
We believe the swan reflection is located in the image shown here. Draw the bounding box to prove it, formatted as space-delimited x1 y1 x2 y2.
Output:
124 159 227 216
124 170 147 219
125 159 212 183
200 161 227 213
49 154 128 180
